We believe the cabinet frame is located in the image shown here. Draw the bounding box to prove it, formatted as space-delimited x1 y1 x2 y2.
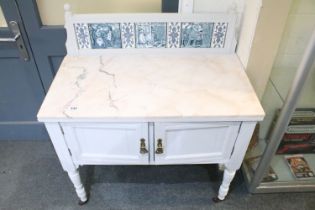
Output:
44 120 257 203
60 121 241 166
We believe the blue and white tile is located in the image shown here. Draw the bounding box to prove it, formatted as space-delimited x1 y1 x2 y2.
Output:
211 22 228 48
88 23 122 49
121 23 135 48
74 23 91 49
167 22 181 48
181 23 213 48
135 23 166 48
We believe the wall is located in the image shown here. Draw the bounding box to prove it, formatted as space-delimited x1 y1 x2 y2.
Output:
259 0 315 139
36 0 162 25
0 5 7 27
270 0 315 107
191 0 292 99
0 1 162 27
245 0 292 99
190 0 255 68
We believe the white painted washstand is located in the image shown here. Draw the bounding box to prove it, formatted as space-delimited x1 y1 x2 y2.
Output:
37 4 265 205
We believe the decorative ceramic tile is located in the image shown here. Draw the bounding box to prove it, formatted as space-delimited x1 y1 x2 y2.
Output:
74 21 231 50
121 23 136 48
181 23 213 48
135 23 166 48
74 23 91 49
167 22 181 48
211 22 228 48
88 23 122 49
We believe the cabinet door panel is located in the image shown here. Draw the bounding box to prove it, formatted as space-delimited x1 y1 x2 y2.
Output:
62 123 149 165
154 122 240 164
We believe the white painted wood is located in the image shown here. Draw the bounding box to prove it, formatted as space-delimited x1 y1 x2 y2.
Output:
218 169 236 200
154 122 240 164
45 123 87 202
71 13 233 23
43 120 259 203
61 123 149 165
64 4 78 55
225 122 257 170
44 122 77 171
179 0 194 13
67 169 88 202
236 0 262 68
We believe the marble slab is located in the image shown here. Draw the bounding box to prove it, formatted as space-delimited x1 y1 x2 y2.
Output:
37 53 265 122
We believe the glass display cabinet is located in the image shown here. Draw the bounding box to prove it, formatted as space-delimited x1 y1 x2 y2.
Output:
243 0 315 192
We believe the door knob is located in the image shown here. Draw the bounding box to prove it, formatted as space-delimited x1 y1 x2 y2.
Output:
140 138 148 154
155 139 164 154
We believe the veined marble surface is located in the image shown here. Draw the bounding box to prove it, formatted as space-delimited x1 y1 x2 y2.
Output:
37 53 265 122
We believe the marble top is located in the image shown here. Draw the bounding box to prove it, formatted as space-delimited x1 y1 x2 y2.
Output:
37 53 265 122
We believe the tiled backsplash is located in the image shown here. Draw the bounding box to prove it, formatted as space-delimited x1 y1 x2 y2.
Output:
73 22 228 50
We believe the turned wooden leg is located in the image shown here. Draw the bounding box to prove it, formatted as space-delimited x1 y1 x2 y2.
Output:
67 169 88 205
213 168 236 202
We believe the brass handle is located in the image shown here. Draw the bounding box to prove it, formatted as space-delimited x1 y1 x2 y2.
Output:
140 138 148 154
155 139 164 154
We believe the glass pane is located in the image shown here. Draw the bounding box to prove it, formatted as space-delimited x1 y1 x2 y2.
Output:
244 0 315 186
0 5 7 27
36 0 162 25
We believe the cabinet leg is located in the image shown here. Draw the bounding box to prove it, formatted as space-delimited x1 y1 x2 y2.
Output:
213 168 236 202
67 169 88 205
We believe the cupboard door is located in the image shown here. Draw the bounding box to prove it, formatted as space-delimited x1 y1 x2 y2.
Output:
62 123 149 165
154 122 240 164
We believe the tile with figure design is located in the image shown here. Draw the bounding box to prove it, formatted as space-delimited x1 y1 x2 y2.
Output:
181 23 213 48
88 23 122 49
136 23 166 48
